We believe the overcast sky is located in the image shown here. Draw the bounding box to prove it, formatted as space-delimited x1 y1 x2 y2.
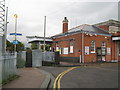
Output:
5 0 119 47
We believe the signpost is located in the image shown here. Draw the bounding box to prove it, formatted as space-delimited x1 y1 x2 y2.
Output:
13 40 18 45
9 14 22 52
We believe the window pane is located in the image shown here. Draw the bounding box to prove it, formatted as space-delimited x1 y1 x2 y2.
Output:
70 40 74 53
91 41 95 52
102 42 106 47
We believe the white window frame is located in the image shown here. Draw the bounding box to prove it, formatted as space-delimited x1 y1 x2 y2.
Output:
70 40 74 53
107 47 111 55
56 42 59 51
63 48 68 54
91 41 95 53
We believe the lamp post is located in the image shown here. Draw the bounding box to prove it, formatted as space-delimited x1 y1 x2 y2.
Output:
43 16 46 52
14 14 18 52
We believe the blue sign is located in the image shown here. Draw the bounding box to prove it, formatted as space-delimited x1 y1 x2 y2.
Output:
10 33 22 36
13 40 18 44
16 33 22 36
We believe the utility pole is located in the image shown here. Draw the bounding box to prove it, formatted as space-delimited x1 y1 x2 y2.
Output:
43 16 46 52
14 14 18 52
4 7 8 53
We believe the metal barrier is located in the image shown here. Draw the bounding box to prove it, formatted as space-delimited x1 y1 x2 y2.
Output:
17 51 26 68
32 50 42 67
42 52 55 62
0 52 17 85
32 50 55 67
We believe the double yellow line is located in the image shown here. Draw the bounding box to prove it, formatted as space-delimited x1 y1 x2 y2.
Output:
53 67 78 90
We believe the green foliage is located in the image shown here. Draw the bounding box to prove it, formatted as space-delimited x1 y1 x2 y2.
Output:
6 40 25 52
6 40 14 51
45 44 51 51
2 75 19 85
16 58 26 68
31 43 38 49
16 41 24 52
40 44 51 51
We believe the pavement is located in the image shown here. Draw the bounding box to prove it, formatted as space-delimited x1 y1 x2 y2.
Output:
2 68 52 89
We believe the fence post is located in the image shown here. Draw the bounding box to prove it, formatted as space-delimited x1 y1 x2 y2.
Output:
0 36 2 88
55 51 60 65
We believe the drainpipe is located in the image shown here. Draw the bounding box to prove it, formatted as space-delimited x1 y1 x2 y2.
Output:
82 31 84 63
116 41 118 62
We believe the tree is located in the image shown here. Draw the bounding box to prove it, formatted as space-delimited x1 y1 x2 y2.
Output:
16 41 24 52
31 43 38 50
6 40 25 52
6 40 14 51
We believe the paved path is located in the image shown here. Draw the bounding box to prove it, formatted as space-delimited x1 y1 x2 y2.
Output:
3 68 46 88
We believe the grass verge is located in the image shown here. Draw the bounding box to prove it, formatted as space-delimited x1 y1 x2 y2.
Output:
2 75 20 85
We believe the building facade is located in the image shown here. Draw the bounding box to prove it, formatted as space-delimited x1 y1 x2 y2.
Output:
95 20 120 62
51 17 116 63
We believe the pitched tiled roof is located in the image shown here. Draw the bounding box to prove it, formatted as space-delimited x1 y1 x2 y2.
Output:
51 24 111 39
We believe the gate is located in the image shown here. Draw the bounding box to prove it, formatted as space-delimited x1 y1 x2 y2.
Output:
25 49 59 67
26 50 32 67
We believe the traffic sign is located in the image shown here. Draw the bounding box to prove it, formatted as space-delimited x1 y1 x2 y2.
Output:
10 33 22 36
13 40 18 44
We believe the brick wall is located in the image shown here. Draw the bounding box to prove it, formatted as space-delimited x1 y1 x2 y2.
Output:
52 33 82 58
97 24 119 62
98 25 109 31
52 32 114 63
84 34 112 63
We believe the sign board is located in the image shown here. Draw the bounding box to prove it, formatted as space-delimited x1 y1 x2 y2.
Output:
10 33 22 36
13 40 18 44
70 46 73 53
56 47 59 51
63 48 68 54
107 47 111 55
112 37 120 40
85 46 89 55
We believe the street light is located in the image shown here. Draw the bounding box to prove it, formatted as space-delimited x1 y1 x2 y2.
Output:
14 14 18 52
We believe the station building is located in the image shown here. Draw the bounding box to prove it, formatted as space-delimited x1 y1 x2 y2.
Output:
95 20 120 62
51 17 120 63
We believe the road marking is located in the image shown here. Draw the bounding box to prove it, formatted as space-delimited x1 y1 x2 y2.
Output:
53 67 78 90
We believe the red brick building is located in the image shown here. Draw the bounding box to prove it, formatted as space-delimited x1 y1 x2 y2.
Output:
51 17 119 63
95 20 120 62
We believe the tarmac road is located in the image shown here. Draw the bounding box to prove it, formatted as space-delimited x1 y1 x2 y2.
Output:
39 63 119 88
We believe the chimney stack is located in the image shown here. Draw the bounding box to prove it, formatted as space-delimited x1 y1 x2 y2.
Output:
63 17 68 33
